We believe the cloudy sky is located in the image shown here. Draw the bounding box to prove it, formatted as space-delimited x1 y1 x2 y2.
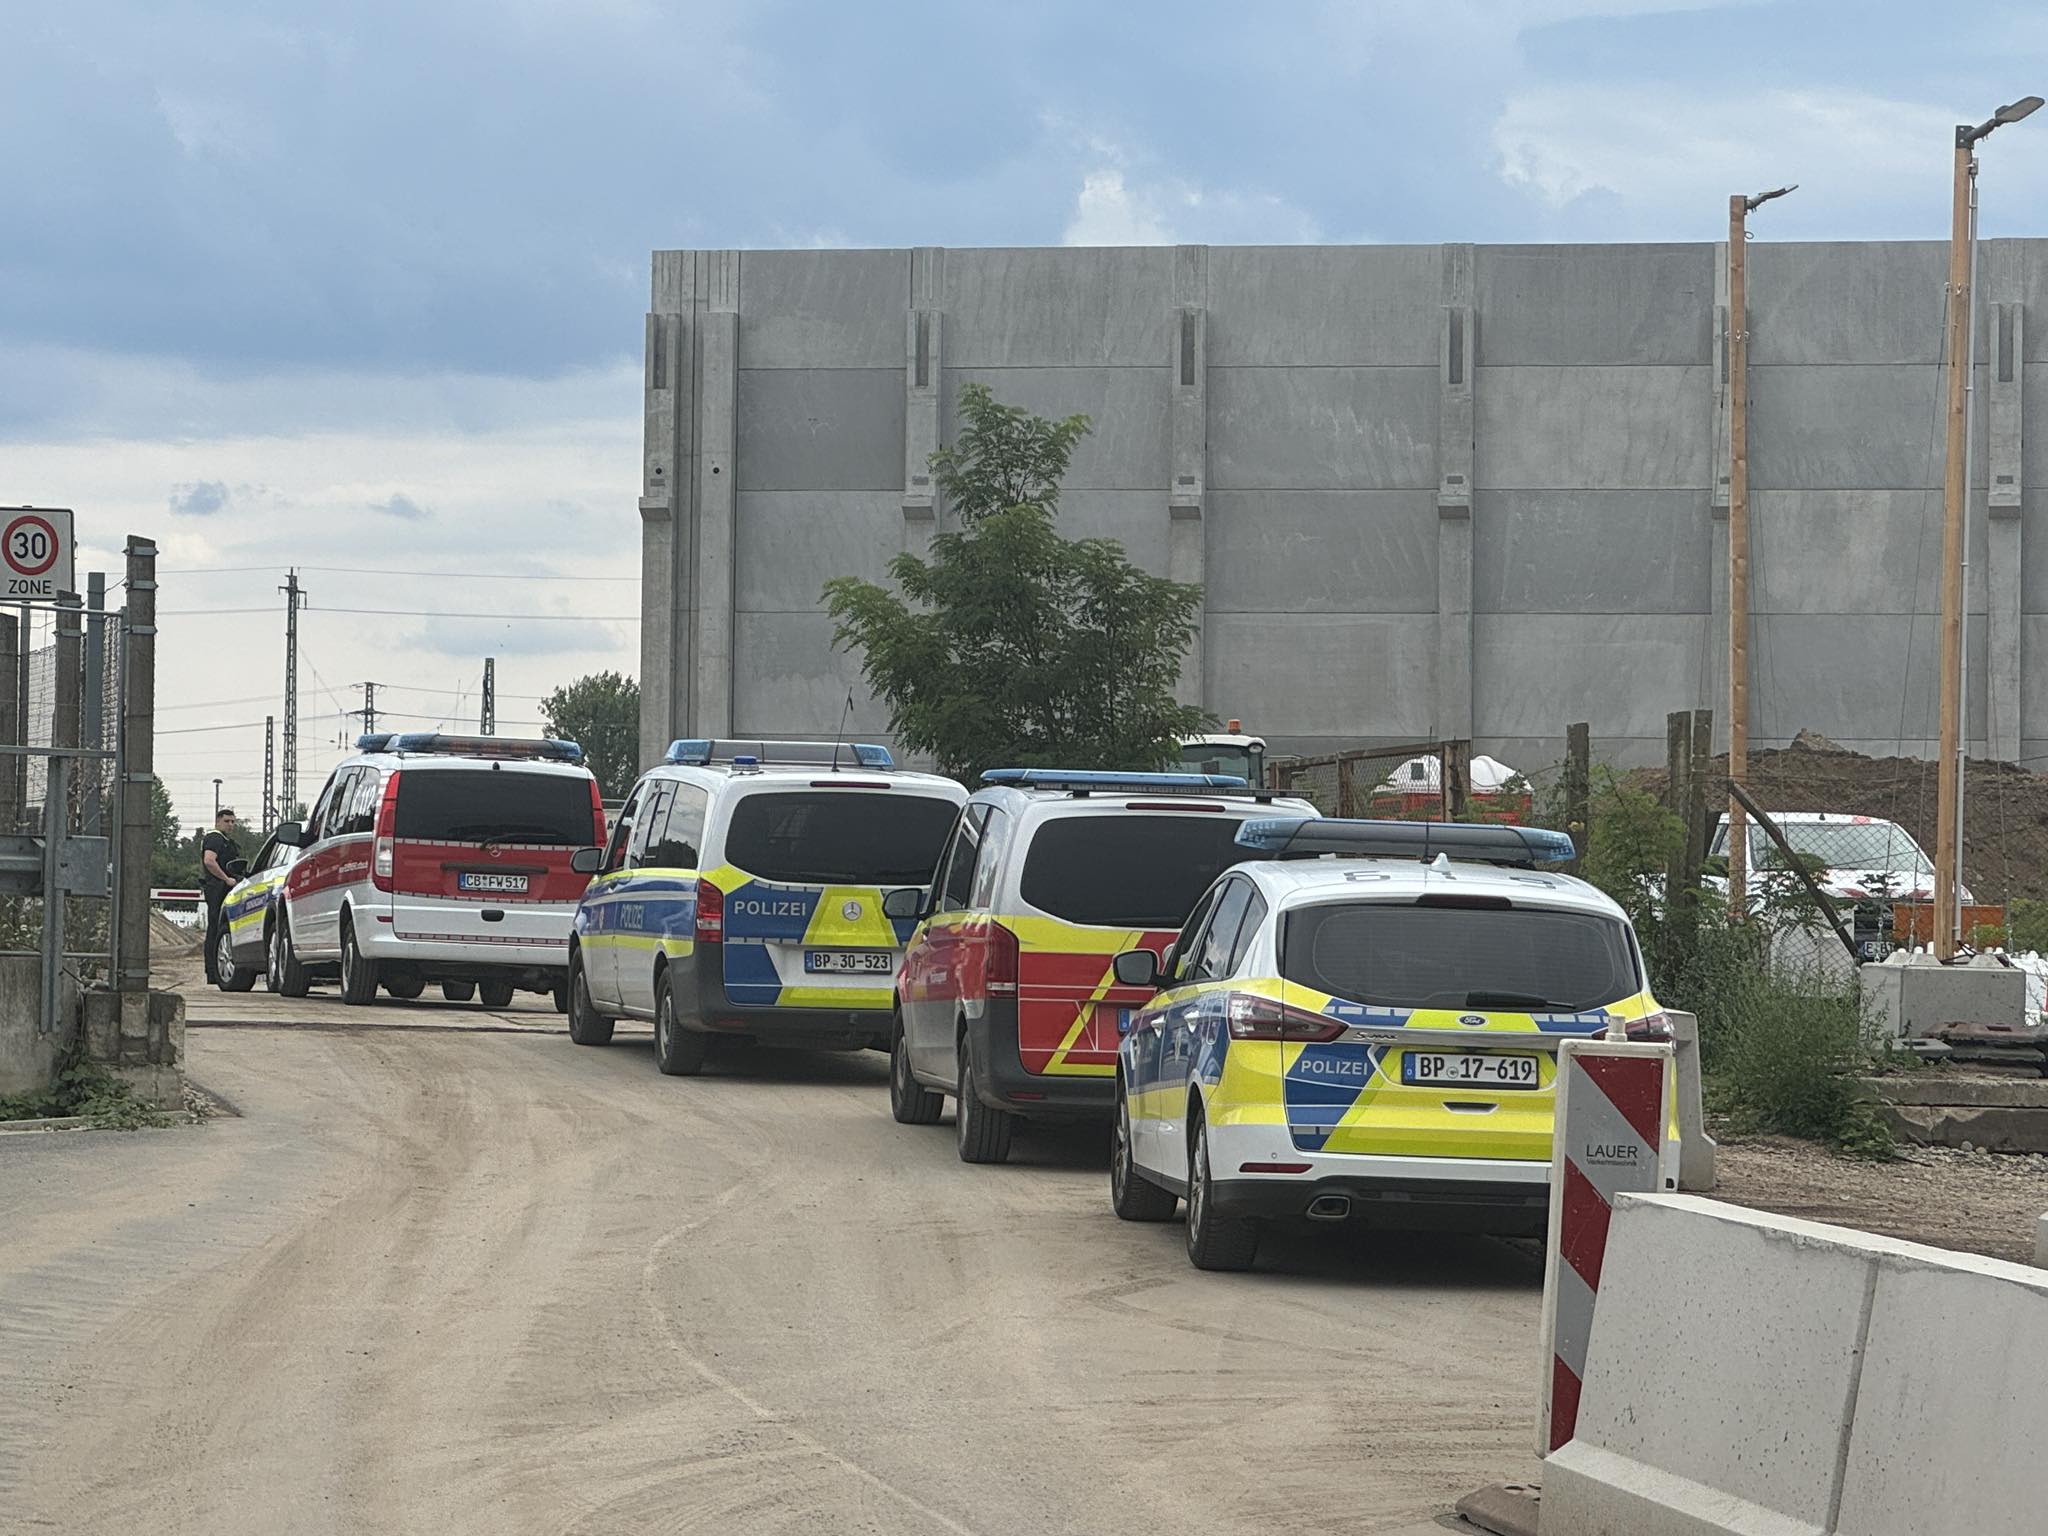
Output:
6 0 2047 828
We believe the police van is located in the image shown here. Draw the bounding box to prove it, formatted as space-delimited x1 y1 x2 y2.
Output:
567 740 967 1074
268 733 605 1007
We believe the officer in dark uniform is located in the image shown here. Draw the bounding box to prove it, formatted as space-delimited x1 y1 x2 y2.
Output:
201 807 240 985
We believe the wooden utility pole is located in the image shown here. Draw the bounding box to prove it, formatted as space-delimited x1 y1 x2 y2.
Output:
1935 136 1976 959
1727 195 1752 922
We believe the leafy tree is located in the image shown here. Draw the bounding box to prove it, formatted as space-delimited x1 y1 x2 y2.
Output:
540 671 640 797
824 384 1210 780
148 777 201 887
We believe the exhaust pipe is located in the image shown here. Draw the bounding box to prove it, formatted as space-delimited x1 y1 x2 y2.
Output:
1305 1193 1351 1222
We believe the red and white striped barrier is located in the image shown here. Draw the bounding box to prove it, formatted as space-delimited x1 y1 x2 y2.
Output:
1537 1036 1675 1455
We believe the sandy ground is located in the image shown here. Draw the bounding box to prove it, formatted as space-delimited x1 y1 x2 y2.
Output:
0 975 1545 1535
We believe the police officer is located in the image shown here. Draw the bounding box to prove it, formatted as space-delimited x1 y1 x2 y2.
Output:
201 807 240 985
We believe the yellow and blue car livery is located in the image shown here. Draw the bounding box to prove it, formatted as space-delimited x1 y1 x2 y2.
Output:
1116 817 1676 1249
216 834 301 986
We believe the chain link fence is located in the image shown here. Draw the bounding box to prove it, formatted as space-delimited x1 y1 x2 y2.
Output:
1270 740 1539 824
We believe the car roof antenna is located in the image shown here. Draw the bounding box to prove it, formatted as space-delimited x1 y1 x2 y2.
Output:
830 688 854 773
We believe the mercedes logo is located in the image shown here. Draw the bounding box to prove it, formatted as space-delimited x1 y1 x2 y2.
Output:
842 899 863 921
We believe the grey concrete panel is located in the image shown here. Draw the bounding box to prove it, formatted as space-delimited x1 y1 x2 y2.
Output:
1753 614 1986 745
735 492 907 613
737 249 909 368
946 369 1166 490
731 611 874 737
944 247 1172 367
1475 244 1711 366
1746 242 1948 365
1967 240 2048 361
1474 615 1709 740
2026 364 2048 487
1205 245 1441 366
1747 364 1957 489
1204 613 1438 739
1476 367 1711 490
1472 491 1711 614
1053 490 1172 575
1751 489 1988 617
735 369 905 492
1205 491 1438 613
1208 368 1439 490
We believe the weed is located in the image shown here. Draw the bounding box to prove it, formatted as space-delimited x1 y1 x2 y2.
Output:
0 1060 170 1131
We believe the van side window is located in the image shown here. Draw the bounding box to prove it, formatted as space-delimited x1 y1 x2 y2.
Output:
305 771 347 843
603 785 642 873
968 807 1010 909
343 769 381 836
936 805 989 911
648 782 708 869
628 784 672 869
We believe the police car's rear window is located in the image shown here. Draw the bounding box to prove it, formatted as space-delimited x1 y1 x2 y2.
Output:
723 791 958 886
1281 902 1638 1013
394 770 595 846
1020 815 1250 929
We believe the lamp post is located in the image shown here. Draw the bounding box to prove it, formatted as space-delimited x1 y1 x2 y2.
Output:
213 778 222 819
1935 96 2041 960
1726 183 1796 923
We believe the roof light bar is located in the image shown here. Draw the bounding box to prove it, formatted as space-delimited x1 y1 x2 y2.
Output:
1235 816 1576 868
980 768 1251 792
663 738 895 770
379 732 585 765
356 732 394 754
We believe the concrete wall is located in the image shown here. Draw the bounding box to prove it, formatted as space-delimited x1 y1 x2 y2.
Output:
639 240 2047 775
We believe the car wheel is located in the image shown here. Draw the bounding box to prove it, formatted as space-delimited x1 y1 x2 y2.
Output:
216 928 257 993
440 981 476 1003
1185 1114 1260 1272
478 980 515 1010
954 1034 1014 1164
889 1013 943 1125
1111 1077 1177 1222
652 970 708 1076
269 918 310 999
566 954 615 1047
383 972 425 1001
338 918 380 1006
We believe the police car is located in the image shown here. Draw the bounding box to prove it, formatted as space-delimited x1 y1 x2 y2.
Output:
567 739 967 1074
1110 818 1672 1271
888 769 1319 1164
268 733 604 1007
212 824 303 991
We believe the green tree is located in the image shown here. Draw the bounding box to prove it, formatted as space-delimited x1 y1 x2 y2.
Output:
148 777 201 887
824 384 1210 780
540 672 640 797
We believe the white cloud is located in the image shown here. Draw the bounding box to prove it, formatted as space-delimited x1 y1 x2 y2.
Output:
168 480 230 517
1063 169 1178 245
1061 160 1322 248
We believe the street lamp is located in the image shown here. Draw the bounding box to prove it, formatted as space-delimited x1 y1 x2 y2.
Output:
1935 96 2040 959
213 778 222 818
1725 182 1798 923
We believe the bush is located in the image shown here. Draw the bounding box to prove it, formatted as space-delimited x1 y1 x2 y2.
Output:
0 1060 169 1131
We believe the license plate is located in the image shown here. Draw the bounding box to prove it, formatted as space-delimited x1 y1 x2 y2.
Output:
805 949 894 975
1401 1051 1540 1089
458 872 529 894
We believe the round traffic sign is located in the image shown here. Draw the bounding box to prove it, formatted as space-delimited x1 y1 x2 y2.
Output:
3 514 60 578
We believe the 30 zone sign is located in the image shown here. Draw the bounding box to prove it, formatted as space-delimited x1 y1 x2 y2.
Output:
3 509 74 600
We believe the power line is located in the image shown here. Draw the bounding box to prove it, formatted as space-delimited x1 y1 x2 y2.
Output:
160 563 636 582
158 606 639 622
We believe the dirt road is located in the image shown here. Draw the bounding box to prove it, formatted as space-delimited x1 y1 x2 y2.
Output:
2 997 1544 1534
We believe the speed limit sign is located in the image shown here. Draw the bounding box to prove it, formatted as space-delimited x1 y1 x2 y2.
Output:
3 507 74 600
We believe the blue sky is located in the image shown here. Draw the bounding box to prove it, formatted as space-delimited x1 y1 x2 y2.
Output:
7 0 2047 821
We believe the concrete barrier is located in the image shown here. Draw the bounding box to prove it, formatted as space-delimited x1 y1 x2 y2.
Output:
1667 1010 1715 1191
1543 1192 2048 1536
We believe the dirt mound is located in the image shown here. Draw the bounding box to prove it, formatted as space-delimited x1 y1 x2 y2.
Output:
150 912 202 957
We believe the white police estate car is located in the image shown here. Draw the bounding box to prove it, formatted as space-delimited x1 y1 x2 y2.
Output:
567 740 967 1074
1110 818 1672 1271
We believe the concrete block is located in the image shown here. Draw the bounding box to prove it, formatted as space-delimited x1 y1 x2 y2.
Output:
1473 615 1708 741
737 248 908 368
1203 612 1437 740
1751 614 1987 747
1862 1074 2048 1108
1204 244 1441 366
1205 491 1439 614
735 492 907 612
1474 244 1711 366
1858 954 2027 1040
1874 1102 2048 1153
2037 1212 2047 1268
734 369 905 492
946 369 1166 491
1745 242 1949 365
0 956 77 1099
1471 491 1710 615
1475 366 1711 489
1207 367 1438 490
943 246 1171 367
1668 1010 1716 1192
2024 362 2048 488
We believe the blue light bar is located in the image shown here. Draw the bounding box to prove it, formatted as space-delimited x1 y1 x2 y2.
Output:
355 732 394 754
980 768 1251 791
1235 816 1576 867
664 738 896 769
381 732 585 765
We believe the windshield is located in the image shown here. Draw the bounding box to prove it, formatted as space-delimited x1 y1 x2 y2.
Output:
1279 901 1640 1013
394 770 595 846
724 791 958 886
1715 819 1931 875
1021 814 1253 929
1177 743 1261 783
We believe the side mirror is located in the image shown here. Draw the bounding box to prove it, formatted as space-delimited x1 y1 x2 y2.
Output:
569 846 605 875
224 857 249 880
1112 949 1160 988
882 887 928 921
273 821 305 848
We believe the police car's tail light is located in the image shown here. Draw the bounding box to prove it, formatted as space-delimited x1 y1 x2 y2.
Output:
372 771 402 892
985 922 1020 995
1226 993 1346 1042
694 879 724 942
1625 1010 1674 1042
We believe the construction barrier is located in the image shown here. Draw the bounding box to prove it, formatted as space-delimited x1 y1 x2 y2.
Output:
1667 1011 1716 1192
1542 1193 2048 1536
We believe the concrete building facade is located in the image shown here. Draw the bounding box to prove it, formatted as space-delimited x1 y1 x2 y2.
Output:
636 240 2046 775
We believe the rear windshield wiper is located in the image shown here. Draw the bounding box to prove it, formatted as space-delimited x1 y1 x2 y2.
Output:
1463 990 1564 1010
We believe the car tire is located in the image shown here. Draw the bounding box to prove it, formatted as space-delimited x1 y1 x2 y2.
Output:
338 918 380 1006
889 1013 943 1125
478 980 515 1010
954 1035 1014 1165
567 955 615 1047
1185 1113 1260 1272
440 981 476 1003
269 918 310 999
216 928 257 993
383 972 425 1001
551 984 569 1015
653 971 708 1076
1111 1077 1177 1222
